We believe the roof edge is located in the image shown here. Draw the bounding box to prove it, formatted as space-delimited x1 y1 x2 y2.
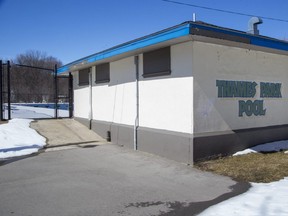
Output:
58 21 288 74
58 22 191 73
190 21 288 52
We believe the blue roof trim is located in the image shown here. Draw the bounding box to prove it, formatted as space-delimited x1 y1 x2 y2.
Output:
251 38 288 51
58 21 288 74
87 24 190 63
191 22 288 52
58 23 191 73
58 65 69 74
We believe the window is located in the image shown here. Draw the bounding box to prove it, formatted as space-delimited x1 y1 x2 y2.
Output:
95 63 110 84
143 46 171 78
78 68 90 86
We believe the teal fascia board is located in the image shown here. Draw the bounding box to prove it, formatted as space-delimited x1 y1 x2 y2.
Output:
58 22 288 74
191 23 288 52
58 65 69 74
251 37 288 52
58 23 191 74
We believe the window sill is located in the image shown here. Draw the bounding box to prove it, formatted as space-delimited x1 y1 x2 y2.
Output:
95 79 110 84
142 70 171 78
78 82 89 86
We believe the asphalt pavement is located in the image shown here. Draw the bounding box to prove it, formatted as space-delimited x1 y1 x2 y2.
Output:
0 143 250 216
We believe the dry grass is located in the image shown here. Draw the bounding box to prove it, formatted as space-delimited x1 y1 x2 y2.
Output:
195 152 288 183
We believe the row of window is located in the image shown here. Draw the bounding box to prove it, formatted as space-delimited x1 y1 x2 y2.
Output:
78 46 171 86
78 63 110 86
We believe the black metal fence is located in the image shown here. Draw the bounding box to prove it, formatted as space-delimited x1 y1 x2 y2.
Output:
0 60 73 120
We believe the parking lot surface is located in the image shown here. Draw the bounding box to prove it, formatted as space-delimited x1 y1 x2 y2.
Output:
0 143 249 216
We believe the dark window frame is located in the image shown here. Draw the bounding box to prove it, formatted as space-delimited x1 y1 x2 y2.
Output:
78 68 90 86
143 46 171 78
95 63 110 84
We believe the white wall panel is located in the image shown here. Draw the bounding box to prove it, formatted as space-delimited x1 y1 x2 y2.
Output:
193 41 288 133
73 72 90 119
92 57 136 125
139 42 194 133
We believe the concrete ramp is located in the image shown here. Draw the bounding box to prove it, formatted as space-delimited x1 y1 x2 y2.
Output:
31 119 107 147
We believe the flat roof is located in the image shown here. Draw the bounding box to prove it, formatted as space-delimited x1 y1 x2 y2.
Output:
58 21 288 74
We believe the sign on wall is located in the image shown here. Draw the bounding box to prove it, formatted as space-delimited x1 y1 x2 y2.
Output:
216 80 282 117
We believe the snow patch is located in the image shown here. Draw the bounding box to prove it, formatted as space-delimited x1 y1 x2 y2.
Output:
0 119 46 159
233 140 288 156
199 140 288 215
198 178 288 216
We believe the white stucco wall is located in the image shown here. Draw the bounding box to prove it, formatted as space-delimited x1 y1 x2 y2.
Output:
193 41 288 133
92 56 136 125
74 41 194 134
73 40 288 135
139 42 194 133
73 72 90 119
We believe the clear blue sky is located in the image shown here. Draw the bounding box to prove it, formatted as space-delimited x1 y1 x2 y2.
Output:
1 0 288 65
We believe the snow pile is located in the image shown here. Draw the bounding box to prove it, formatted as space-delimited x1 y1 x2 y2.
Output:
233 140 288 156
0 119 46 159
198 177 288 216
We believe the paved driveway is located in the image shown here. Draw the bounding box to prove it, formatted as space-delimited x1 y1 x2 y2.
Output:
0 143 249 216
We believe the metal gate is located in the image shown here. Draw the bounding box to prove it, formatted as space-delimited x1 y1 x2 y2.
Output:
0 60 73 121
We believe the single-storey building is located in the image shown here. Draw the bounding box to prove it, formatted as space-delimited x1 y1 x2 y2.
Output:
58 21 288 164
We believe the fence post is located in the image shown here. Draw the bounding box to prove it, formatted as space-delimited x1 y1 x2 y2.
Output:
54 64 58 119
7 61 11 120
68 72 73 118
0 60 3 121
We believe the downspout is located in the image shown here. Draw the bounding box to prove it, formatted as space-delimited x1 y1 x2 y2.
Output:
54 64 58 119
89 69 93 129
0 60 3 121
7 61 11 120
134 56 139 150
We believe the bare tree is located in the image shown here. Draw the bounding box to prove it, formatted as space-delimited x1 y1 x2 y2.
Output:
10 50 63 103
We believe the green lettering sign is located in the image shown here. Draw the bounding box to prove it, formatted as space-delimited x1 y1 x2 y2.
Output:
238 100 266 117
260 82 282 98
216 80 257 98
216 80 280 117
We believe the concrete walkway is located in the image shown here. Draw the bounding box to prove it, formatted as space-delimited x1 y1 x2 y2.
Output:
30 119 107 148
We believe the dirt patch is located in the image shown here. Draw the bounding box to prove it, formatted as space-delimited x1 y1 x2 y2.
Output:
195 152 288 183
